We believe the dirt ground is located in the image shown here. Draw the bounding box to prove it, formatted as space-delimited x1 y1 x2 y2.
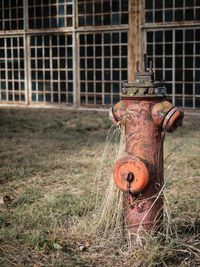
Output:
0 107 199 266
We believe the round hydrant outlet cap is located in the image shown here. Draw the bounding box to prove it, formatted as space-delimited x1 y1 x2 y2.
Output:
113 156 149 194
162 108 184 132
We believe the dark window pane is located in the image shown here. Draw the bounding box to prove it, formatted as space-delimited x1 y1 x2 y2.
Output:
175 71 183 81
185 57 193 68
95 34 102 44
185 30 194 41
95 46 102 57
86 16 93 26
155 11 163 22
104 95 111 104
175 98 183 107
79 16 84 26
196 70 200 81
104 46 110 56
165 44 172 55
155 57 163 68
95 15 101 26
155 70 162 80
175 84 182 94
175 30 183 41
155 44 163 55
195 84 200 94
196 43 200 54
104 33 110 44
185 71 193 82
112 14 119 25
145 12 153 23
165 71 172 81
175 57 183 68
121 13 128 24
195 98 200 108
185 0 194 7
103 15 110 25
87 34 93 44
165 31 173 42
185 98 193 107
147 44 153 55
155 0 162 9
175 10 183 21
87 59 93 68
104 83 111 93
104 58 110 68
185 83 193 93
112 1 119 12
113 46 119 56
121 0 128 11
96 71 102 80
96 59 102 68
113 83 120 93
196 8 200 20
95 2 101 13
121 58 128 68
185 9 194 21
195 56 200 68
165 0 173 8
78 4 84 14
86 3 93 13
88 83 94 92
165 10 173 22
166 83 172 94
147 32 153 43
87 47 93 57
145 0 153 9
165 57 172 68
175 44 183 55
185 43 193 55
103 1 110 12
175 0 183 7
155 31 163 42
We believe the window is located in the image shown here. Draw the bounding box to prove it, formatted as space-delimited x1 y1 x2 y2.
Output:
79 31 128 105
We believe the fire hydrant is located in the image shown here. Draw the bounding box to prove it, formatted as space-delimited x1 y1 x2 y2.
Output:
109 59 184 234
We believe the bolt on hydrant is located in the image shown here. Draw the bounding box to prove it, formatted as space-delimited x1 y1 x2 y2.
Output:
109 56 184 234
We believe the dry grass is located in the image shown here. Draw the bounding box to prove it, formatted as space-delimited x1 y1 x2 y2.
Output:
0 107 200 266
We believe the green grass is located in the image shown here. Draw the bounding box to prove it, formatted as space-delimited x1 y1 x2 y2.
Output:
0 107 199 266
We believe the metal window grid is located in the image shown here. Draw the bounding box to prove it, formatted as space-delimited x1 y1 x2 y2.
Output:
0 0 129 108
0 0 24 32
78 31 128 106
0 36 25 103
77 0 129 28
28 0 73 30
143 0 200 25
142 0 200 109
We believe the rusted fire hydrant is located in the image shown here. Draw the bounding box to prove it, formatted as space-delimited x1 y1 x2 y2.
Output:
109 58 184 234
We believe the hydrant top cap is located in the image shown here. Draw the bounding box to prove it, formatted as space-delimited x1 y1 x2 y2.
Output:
121 56 167 98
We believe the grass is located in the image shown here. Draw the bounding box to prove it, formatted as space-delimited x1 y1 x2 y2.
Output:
0 107 199 266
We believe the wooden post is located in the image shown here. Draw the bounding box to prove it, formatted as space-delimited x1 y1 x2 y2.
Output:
128 0 142 82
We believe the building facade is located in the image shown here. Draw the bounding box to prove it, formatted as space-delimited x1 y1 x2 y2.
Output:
0 0 199 109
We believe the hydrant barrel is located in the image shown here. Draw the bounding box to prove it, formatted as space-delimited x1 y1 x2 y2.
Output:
110 59 184 234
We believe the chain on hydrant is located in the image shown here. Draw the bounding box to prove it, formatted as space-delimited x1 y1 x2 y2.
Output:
126 172 135 209
109 55 184 235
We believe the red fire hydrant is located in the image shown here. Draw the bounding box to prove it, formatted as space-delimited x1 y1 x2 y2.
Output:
109 59 184 234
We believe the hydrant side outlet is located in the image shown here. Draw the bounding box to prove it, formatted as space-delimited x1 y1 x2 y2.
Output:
110 58 184 234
